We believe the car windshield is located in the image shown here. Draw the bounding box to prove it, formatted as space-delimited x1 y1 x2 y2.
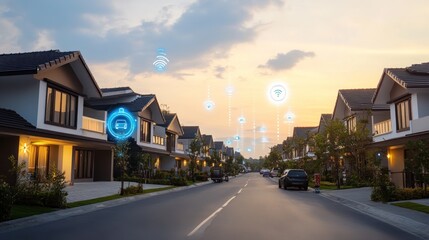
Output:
288 170 307 177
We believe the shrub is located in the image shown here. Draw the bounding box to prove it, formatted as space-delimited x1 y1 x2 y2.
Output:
195 173 208 182
170 177 188 186
371 168 396 203
0 181 14 222
123 185 143 195
146 179 171 185
153 171 172 180
393 188 429 201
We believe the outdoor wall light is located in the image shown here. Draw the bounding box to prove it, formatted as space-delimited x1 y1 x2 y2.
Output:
22 143 29 154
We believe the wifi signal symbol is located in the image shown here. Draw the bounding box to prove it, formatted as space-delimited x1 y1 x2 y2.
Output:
274 89 282 97
153 48 169 72
270 84 287 102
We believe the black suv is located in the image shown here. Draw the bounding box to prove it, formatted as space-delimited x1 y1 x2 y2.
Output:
278 169 309 191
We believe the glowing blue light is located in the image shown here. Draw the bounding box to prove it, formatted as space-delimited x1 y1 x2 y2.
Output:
234 135 240 141
247 147 252 152
107 107 136 140
225 85 234 96
267 82 288 104
285 111 295 123
204 100 215 111
226 139 232 145
238 116 246 124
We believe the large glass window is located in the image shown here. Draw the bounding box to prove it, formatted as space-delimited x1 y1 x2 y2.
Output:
140 119 151 142
346 116 356 133
45 86 77 128
396 98 411 131
28 145 50 180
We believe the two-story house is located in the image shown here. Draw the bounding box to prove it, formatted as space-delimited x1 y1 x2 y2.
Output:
290 126 317 160
159 112 187 170
87 87 169 173
371 62 429 188
332 89 375 133
0 50 113 185
213 141 226 163
177 126 203 170
317 114 332 134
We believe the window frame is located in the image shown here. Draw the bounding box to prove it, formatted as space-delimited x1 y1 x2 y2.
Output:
395 97 411 132
140 118 152 143
45 84 78 129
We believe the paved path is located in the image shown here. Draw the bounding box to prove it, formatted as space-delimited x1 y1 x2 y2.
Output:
66 181 171 203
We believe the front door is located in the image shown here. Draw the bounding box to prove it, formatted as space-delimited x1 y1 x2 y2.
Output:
74 150 94 180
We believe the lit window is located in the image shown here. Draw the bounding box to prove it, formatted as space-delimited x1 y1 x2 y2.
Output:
45 86 77 128
395 98 411 131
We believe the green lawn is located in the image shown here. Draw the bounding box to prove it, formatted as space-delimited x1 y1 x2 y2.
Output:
391 202 429 214
10 205 57 220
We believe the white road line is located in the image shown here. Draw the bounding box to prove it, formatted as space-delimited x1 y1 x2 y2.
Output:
244 183 248 187
222 196 236 207
187 207 223 236
237 188 243 194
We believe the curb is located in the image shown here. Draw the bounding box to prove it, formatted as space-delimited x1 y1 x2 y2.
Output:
0 180 214 234
319 192 429 240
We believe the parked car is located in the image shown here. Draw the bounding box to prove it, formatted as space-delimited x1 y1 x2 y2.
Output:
260 168 270 177
278 169 309 191
210 166 228 183
269 168 280 178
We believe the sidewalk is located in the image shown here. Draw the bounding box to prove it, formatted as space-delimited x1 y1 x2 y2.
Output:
66 181 171 203
320 187 429 240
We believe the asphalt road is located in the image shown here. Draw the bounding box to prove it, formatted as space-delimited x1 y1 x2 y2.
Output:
0 173 421 240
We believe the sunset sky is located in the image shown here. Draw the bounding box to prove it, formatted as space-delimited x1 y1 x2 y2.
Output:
1 0 429 158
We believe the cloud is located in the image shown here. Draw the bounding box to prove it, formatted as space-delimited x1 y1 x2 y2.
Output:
214 66 227 79
259 50 315 71
32 30 56 50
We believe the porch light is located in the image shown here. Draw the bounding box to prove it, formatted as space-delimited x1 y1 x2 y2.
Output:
22 143 29 154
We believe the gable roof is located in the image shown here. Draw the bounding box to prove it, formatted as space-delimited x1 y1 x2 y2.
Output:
293 127 317 139
160 113 184 135
87 94 154 112
373 62 429 103
338 88 375 111
214 141 224 150
0 50 102 97
179 126 200 139
202 134 214 146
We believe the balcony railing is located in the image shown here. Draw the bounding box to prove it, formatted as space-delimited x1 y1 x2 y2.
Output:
82 116 105 134
373 119 391 136
176 143 184 151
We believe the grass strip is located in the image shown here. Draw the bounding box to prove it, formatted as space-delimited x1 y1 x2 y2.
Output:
10 205 57 220
391 202 429 214
67 186 176 208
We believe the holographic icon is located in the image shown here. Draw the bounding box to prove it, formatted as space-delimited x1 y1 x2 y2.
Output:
204 100 215 111
257 125 267 133
285 111 295 123
247 147 252 152
226 139 232 145
107 108 136 140
261 137 269 143
269 84 287 102
225 85 234 96
238 116 246 124
234 135 240 141
153 48 169 72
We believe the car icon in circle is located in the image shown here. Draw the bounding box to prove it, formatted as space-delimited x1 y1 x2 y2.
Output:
115 119 127 130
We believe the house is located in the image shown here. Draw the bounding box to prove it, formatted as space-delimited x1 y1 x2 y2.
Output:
0 50 113 185
213 141 226 162
178 126 203 169
159 112 187 170
87 87 170 173
317 114 332 134
290 127 317 160
371 62 429 188
332 89 375 133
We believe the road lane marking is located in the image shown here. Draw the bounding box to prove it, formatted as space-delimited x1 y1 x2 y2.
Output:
237 188 243 194
222 196 236 207
244 183 248 187
187 207 223 236
187 195 238 237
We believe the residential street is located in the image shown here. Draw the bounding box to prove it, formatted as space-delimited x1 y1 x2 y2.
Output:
0 173 421 240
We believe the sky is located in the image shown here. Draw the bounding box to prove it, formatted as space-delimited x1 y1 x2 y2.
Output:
1 0 429 159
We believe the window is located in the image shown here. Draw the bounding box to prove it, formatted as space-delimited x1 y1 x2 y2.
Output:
345 116 356 133
140 119 151 142
28 145 50 180
395 98 411 131
45 86 77 128
153 135 165 145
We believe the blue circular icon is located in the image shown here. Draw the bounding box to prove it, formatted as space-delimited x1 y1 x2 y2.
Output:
107 108 136 140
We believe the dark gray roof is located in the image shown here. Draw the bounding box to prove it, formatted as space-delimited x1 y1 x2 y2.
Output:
0 108 35 130
339 89 375 110
202 134 213 145
385 63 429 88
293 127 317 139
179 126 200 139
0 50 77 75
160 113 175 127
214 141 224 150
87 94 154 112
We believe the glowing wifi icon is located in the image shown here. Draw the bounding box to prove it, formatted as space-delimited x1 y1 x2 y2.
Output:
269 84 287 102
153 48 169 72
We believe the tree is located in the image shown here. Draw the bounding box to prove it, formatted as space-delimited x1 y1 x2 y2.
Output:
314 119 348 189
405 140 429 191
188 137 202 182
264 147 282 170
114 140 130 195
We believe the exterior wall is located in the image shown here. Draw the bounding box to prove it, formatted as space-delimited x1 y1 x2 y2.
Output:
159 156 176 170
417 92 429 117
0 75 40 126
59 145 74 184
388 147 405 188
93 150 113 181
0 135 19 185
36 64 84 93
